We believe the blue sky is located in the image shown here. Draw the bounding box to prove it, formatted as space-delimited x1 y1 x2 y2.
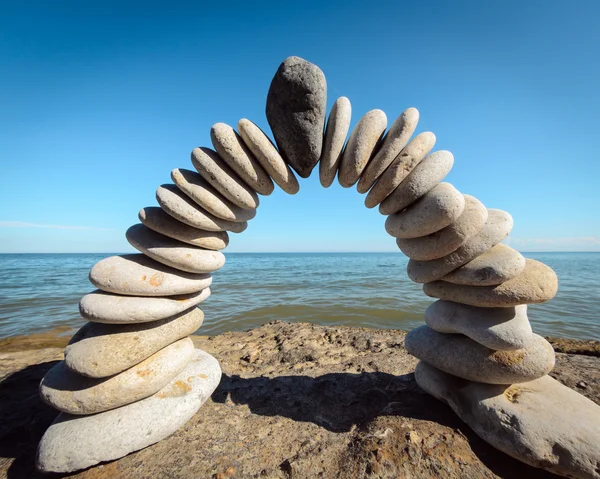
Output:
1 0 599 253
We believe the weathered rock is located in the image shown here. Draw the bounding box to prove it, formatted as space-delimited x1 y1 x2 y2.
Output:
126 224 225 274
407 208 513 283
36 348 221 473
364 131 436 208
385 183 465 239
65 308 204 378
319 97 352 188
338 109 387 187
40 338 194 415
191 147 259 210
238 118 300 194
89 254 212 296
424 259 559 307
210 122 274 195
358 107 420 193
442 243 526 286
380 150 454 215
397 195 488 260
139 207 229 250
415 362 600 479
425 301 532 350
405 326 555 384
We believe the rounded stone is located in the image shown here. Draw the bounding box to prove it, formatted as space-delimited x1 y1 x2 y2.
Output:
385 183 465 239
126 224 226 274
397 195 488 261
364 131 436 208
423 258 559 307
40 338 195 415
425 301 532 350
407 208 513 283
89 254 212 297
191 147 259 210
237 118 300 194
65 308 204 378
156 184 247 234
139 207 229 250
338 109 387 188
171 168 256 223
379 150 454 215
405 325 555 384
318 97 352 188
210 122 274 195
442 243 526 286
36 349 221 474
358 107 420 193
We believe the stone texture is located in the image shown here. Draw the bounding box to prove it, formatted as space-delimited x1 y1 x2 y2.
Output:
266 56 327 178
424 300 532 350
79 288 210 324
364 131 436 208
40 338 194 415
338 109 387 188
89 254 212 296
385 183 465 239
405 325 555 384
358 107 420 193
126 224 226 274
65 308 204 378
397 195 488 260
424 258 559 307
407 208 513 283
191 147 259 210
318 96 352 188
139 207 229 250
415 362 600 479
380 150 454 215
36 348 221 473
210 122 274 195
442 243 526 286
238 118 300 194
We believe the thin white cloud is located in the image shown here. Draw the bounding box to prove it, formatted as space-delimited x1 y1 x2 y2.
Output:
506 236 600 251
0 221 113 231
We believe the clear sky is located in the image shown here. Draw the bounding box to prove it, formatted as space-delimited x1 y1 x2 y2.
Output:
1 0 599 253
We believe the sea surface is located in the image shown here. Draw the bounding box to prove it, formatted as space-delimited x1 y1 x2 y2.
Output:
0 252 598 341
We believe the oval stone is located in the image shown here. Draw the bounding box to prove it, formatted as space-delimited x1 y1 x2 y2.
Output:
318 97 352 188
89 254 212 296
126 224 226 274
40 338 195 415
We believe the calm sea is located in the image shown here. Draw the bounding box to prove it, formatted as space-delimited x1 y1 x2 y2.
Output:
0 252 598 341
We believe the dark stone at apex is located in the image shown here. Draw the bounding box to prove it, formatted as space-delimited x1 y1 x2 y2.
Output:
266 56 327 178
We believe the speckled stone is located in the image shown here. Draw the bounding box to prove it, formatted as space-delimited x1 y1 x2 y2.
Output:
318 97 352 188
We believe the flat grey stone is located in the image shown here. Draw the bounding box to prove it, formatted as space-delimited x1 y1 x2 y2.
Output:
266 56 327 178
318 97 352 188
126 224 226 274
65 308 204 378
407 208 513 283
424 258 559 307
37 349 221 473
191 147 259 210
415 362 600 479
405 325 555 384
139 207 229 250
338 109 387 188
40 338 194 415
358 107 420 193
397 195 488 260
424 301 532 350
364 132 436 208
210 122 274 195
89 254 212 296
379 150 454 215
238 118 300 194
385 183 465 239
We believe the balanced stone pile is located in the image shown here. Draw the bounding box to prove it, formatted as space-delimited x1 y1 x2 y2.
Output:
37 56 600 478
